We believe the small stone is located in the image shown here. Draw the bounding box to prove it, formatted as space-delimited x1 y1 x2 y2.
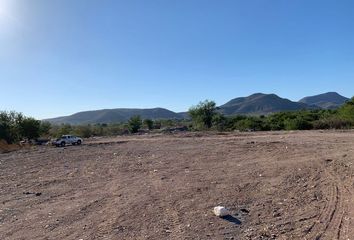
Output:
213 206 230 217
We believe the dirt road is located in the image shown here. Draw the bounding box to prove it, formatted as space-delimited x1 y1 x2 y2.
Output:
0 131 353 239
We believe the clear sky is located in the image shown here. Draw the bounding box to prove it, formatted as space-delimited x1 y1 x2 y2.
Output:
0 0 353 119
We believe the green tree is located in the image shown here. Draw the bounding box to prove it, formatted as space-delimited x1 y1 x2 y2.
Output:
0 112 14 143
39 121 51 136
338 97 354 124
0 111 45 143
0 111 23 143
212 113 227 131
128 115 142 133
75 125 92 138
188 100 217 130
57 124 73 137
19 117 41 140
143 119 154 130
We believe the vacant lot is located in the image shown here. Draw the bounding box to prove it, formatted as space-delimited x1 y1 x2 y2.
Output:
0 131 353 240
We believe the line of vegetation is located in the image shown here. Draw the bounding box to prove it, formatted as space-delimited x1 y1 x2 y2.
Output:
0 111 50 144
1 97 353 144
188 98 354 131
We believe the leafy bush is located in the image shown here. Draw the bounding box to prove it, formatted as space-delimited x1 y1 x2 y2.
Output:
0 111 22 143
265 113 286 130
128 115 142 133
56 124 73 137
39 121 51 136
338 97 354 123
313 118 351 129
234 117 266 131
19 118 41 140
143 119 154 130
284 117 312 130
189 100 217 130
75 125 93 138
0 111 46 143
212 113 227 131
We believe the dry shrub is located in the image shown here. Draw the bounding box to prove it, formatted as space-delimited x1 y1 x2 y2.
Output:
0 139 21 153
313 118 352 129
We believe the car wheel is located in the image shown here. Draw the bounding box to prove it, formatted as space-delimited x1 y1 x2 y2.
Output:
60 141 66 147
77 140 81 145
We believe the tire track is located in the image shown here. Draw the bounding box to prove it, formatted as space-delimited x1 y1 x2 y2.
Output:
305 166 347 240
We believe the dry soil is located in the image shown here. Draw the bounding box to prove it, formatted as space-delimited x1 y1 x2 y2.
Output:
0 131 354 239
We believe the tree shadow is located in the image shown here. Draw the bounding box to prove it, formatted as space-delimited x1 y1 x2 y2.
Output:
221 215 242 225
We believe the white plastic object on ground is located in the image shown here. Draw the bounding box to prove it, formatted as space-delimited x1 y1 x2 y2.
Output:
213 206 230 217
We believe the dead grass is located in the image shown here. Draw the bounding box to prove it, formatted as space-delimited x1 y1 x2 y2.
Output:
0 139 21 153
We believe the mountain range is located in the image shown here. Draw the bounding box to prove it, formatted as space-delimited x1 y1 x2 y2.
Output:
45 92 349 125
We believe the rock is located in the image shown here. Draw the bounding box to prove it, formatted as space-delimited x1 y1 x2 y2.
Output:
213 206 230 217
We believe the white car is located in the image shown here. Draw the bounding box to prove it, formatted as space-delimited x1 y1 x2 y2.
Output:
53 135 83 147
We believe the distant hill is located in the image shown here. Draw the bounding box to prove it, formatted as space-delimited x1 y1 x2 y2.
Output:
219 93 312 115
45 108 182 125
45 92 349 124
299 92 349 109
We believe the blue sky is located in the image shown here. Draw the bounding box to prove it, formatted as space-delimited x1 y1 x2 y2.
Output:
0 0 353 119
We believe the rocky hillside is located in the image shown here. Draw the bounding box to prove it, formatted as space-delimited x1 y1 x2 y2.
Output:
299 92 349 109
219 93 312 115
45 108 182 125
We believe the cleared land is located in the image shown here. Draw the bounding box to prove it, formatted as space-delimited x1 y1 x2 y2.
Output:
0 131 354 239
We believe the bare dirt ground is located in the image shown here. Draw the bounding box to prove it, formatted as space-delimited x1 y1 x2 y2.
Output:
1 131 354 240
